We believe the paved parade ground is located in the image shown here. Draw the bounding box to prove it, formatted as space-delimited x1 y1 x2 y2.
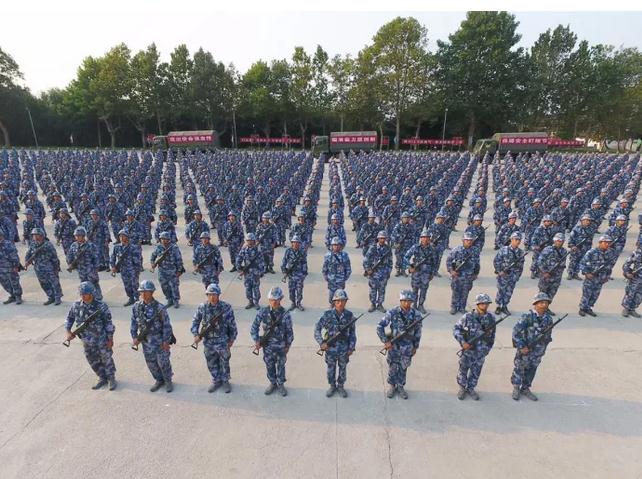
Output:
1 155 642 479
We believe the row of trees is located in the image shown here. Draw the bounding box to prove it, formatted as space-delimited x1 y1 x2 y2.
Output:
1 12 641 148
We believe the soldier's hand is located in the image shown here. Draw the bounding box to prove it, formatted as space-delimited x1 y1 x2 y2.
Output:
472 275 478 280
176 272 180 278
498 271 506 277
626 273 634 279
347 349 353 356
13 267 19 273
450 271 458 278
520 347 529 355
193 335 201 344
284 347 289 354
161 342 170 351
106 338 114 350
542 272 551 279
409 267 416 273
254 341 261 350
585 273 594 279
320 343 328 351
462 342 472 350
66 331 75 341
228 341 234 349
133 338 140 347
384 341 392 351
411 348 417 356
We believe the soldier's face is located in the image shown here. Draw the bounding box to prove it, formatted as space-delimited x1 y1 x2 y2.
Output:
119 235 128 243
616 220 626 227
269 299 281 309
463 239 473 248
161 239 170 246
510 238 521 248
75 235 85 242
553 240 563 248
599 241 611 250
207 294 219 304
543 221 552 227
420 237 429 246
292 241 300 250
202 238 210 245
377 238 386 245
81 293 93 303
334 299 347 312
402 218 409 224
581 220 591 227
141 291 154 302
400 299 413 311
368 217 375 223
534 301 549 314
476 303 489 314
474 220 482 226
33 235 44 243
332 244 341 253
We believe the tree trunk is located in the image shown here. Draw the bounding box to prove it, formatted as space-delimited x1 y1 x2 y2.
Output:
340 114 344 132
103 118 118 148
0 118 10 147
156 111 163 135
140 129 146 148
467 111 476 150
414 119 421 151
395 113 401 151
97 119 102 148
300 122 306 150
379 124 384 152
232 110 238 148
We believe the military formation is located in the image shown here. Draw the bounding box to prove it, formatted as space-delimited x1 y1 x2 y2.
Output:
1 146 642 402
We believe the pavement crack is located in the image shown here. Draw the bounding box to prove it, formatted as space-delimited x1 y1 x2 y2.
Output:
0 369 87 452
377 355 394 479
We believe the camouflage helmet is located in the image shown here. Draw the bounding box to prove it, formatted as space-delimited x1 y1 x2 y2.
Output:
74 227 86 236
78 281 95 295
138 280 156 292
159 232 171 240
267 286 284 300
399 290 415 302
206 283 221 295
332 289 348 302
532 292 551 304
200 231 210 239
330 236 343 246
475 293 492 304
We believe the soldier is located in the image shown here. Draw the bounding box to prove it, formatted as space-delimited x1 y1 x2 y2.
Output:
110 229 142 306
185 210 210 255
537 233 568 312
256 212 278 273
464 215 486 255
271 197 289 246
250 286 294 397
579 235 617 317
281 235 308 311
325 213 347 250
522 198 544 249
235 233 266 309
22 208 44 244
24 228 62 305
0 229 23 304
210 197 228 246
289 211 312 250
327 198 344 226
193 231 224 288
528 215 555 279
322 237 352 306
54 207 77 255
222 211 243 271
350 196 369 232
314 289 357 398
453 293 496 400
495 212 520 250
391 211 415 276
150 231 184 308
493 231 526 314
241 196 259 233
364 231 393 313
511 292 556 401
605 214 629 264
567 214 594 280
377 290 423 400
67 226 102 301
191 283 238 393
105 194 125 242
154 210 177 243
446 232 480 315
493 197 512 234
85 209 111 271
357 210 381 256
622 248 642 318
64 282 116 390
427 212 449 275
184 194 198 224
131 280 175 393
403 228 437 314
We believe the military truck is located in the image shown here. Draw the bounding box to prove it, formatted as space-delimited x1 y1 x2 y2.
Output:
152 130 220 151
473 132 549 156
312 131 378 156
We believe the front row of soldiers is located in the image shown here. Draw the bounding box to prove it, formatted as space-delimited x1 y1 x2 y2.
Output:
64 280 561 402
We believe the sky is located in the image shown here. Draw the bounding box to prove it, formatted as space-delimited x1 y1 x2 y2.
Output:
3 5 642 95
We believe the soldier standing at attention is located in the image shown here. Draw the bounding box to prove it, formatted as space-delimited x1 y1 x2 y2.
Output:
315 289 357 398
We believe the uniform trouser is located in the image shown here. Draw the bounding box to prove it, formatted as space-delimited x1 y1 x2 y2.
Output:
214 222 225 244
121 270 140 301
457 351 487 389
200 270 219 288
62 240 73 256
159 271 180 301
0 271 23 298
530 249 542 274
35 268 63 300
244 274 261 303
287 275 305 304
79 272 102 300
511 350 544 388
327 281 346 304
100 243 110 268
394 247 409 270
496 272 521 307
142 341 173 382
325 348 350 386
580 277 607 310
277 225 286 245
262 250 274 269
228 242 241 266
524 227 535 248
368 276 389 306
450 275 474 311
538 273 563 301
622 278 642 310
110 222 122 242
244 221 257 234
386 346 413 386
568 248 589 276
435 246 446 271
204 344 231 383
263 346 287 385
411 274 430 306
83 341 116 380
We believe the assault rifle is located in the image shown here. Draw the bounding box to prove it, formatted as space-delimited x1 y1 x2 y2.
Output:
516 314 568 353
193 247 219 275
364 248 391 277
63 308 102 347
379 313 429 355
191 308 225 350
237 251 261 280
281 250 303 283
316 314 363 356
111 245 130 276
131 304 169 351
253 309 281 355
151 244 175 270
456 313 510 357
66 243 87 272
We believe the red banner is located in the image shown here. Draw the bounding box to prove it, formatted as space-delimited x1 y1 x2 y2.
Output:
330 135 377 144
401 138 465 146
168 134 213 144
499 136 584 147
239 137 302 144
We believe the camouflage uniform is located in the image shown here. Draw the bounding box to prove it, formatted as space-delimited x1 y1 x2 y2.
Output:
453 309 496 390
67 241 102 300
150 244 184 305
131 300 174 383
250 306 294 386
314 308 357 388
377 306 422 387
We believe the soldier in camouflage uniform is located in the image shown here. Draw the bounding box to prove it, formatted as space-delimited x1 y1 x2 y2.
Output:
493 232 526 315
446 232 480 315
281 235 308 311
222 211 243 271
0 229 23 304
453 293 497 400
54 208 77 255
579 235 617 317
364 231 393 313
191 283 238 393
377 290 423 400
391 212 415 277
24 228 62 305
193 231 224 288
110 229 142 306
150 231 184 308
235 233 266 309
567 214 594 280
403 228 437 314
256 212 278 274
621 248 642 318
315 289 357 398
536 233 568 312
131 280 175 393
357 210 381 256
67 226 102 301
65 282 116 390
250 287 294 397
322 237 352 306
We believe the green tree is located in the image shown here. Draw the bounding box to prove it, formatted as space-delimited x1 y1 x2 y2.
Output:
0 47 25 146
167 44 194 128
290 47 314 147
328 54 354 132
